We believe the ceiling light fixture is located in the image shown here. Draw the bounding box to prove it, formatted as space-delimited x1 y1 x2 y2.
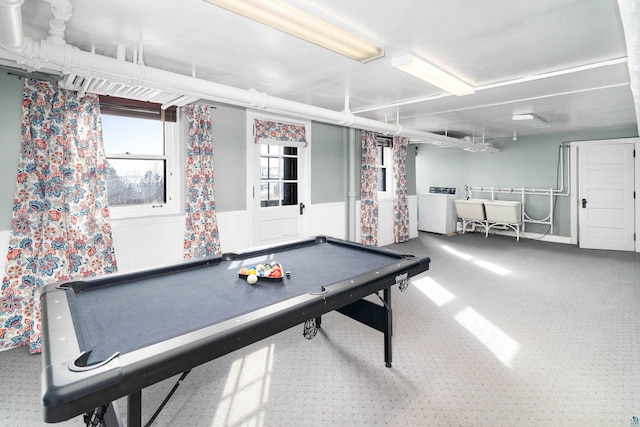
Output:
392 53 475 96
512 113 548 126
204 0 384 62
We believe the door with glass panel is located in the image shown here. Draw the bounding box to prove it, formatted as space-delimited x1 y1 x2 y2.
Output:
253 142 307 246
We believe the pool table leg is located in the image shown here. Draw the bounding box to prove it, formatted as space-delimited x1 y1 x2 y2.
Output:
336 287 394 367
102 401 123 427
384 287 393 368
128 390 142 427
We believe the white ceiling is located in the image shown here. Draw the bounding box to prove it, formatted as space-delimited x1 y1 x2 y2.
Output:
15 0 639 143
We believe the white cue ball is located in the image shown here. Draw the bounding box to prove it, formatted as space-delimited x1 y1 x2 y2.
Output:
247 273 258 285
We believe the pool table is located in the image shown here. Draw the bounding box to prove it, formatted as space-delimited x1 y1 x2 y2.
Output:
41 236 430 426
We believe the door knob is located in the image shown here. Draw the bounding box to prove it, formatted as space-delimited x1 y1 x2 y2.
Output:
581 198 587 208
299 202 306 215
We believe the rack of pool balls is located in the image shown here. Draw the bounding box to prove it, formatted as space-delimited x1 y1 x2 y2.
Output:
239 262 284 285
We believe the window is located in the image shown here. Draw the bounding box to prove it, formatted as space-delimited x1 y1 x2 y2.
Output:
103 115 165 206
260 144 298 207
100 97 180 218
377 136 392 195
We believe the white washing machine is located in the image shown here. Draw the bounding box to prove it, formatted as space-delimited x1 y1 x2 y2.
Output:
418 187 458 234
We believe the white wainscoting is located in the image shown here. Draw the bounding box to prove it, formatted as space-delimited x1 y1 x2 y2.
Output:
112 210 256 273
409 195 419 239
354 195 418 246
377 198 395 246
216 210 252 253
0 230 9 276
0 212 252 277
110 205 342 274
111 215 185 274
0 224 186 277
218 204 346 251
305 202 347 240
0 197 415 276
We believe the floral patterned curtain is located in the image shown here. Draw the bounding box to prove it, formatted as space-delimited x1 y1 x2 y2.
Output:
360 130 378 246
183 103 221 259
392 136 410 243
254 118 307 146
0 79 117 354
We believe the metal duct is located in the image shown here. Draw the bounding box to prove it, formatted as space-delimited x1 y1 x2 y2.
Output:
617 0 640 136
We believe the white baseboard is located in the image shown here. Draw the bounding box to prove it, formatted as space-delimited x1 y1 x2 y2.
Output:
520 231 571 244
457 225 572 244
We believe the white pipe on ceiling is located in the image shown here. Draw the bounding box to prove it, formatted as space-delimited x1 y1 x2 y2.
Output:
0 0 25 52
0 0 498 153
617 0 640 137
39 0 72 44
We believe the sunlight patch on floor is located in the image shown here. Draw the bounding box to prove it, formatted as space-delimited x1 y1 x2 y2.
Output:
473 259 510 276
413 276 456 306
441 245 474 260
454 306 520 368
214 344 275 426
441 244 510 276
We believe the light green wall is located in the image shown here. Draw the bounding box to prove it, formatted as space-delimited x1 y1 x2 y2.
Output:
211 115 354 209
0 71 23 230
210 103 246 212
416 126 639 237
310 121 347 204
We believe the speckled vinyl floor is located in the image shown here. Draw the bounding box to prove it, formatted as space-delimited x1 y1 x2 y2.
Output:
1 232 639 426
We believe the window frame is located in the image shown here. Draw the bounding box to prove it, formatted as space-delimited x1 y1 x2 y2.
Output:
259 144 299 208
104 114 182 219
376 136 393 199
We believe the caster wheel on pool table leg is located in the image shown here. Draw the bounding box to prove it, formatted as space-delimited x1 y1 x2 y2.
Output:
303 318 319 340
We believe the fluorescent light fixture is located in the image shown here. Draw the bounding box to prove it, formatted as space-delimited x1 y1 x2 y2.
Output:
204 0 384 62
512 113 548 126
392 53 475 96
512 113 535 121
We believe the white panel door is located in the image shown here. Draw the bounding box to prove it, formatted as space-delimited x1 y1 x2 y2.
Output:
252 141 308 246
578 143 635 251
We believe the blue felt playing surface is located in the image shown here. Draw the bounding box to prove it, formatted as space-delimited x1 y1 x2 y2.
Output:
68 242 402 365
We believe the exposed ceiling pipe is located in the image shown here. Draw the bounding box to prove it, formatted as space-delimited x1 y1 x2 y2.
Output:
0 1 498 153
39 0 72 45
617 0 640 136
0 0 25 52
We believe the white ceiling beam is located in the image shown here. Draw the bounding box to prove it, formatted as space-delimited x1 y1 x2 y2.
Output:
616 0 640 136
